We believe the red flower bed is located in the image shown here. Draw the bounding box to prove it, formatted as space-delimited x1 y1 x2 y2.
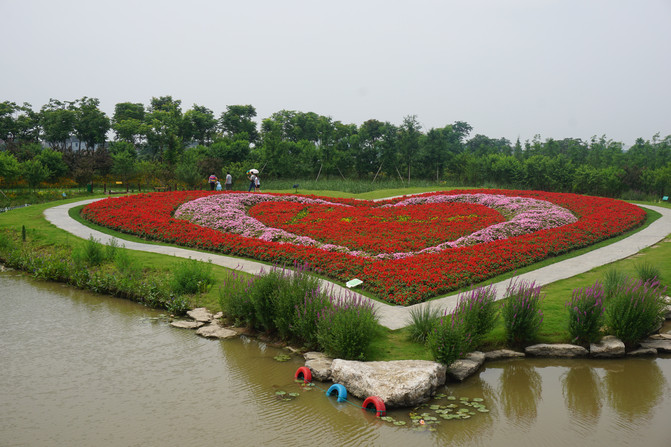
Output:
248 201 504 254
81 189 647 305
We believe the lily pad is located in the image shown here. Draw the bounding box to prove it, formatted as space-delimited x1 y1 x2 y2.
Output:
273 354 292 362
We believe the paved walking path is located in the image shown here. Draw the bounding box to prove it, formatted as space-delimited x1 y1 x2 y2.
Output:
44 198 671 330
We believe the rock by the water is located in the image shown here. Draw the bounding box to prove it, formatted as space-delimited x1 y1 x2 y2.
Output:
447 352 485 382
196 324 238 339
484 349 525 361
170 320 205 329
648 333 671 340
627 347 658 356
525 343 588 358
213 312 223 320
639 338 671 353
187 308 213 323
590 335 625 358
330 359 446 408
303 352 334 381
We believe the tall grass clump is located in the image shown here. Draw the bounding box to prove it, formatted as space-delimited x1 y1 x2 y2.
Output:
427 312 470 366
218 271 257 327
603 268 627 299
501 279 544 346
272 263 322 339
72 235 107 267
453 284 499 349
169 257 214 295
316 292 379 360
293 288 332 349
605 277 668 346
406 303 440 344
634 261 662 283
566 282 605 345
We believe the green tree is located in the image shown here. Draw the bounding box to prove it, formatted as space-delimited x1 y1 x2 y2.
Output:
145 96 184 164
111 149 137 189
398 115 421 182
35 147 69 181
21 159 51 190
40 99 76 151
220 105 259 143
72 97 110 151
0 151 21 184
183 104 218 146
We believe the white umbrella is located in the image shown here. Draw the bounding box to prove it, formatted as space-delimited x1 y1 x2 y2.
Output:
248 169 259 174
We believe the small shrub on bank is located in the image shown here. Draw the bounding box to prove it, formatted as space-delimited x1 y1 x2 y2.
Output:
170 257 214 296
566 282 605 345
272 263 322 340
316 292 379 360
454 284 499 349
634 261 662 284
605 277 667 346
603 268 627 299
219 271 257 327
501 279 544 346
406 303 440 344
72 235 106 267
427 313 470 366
293 288 331 349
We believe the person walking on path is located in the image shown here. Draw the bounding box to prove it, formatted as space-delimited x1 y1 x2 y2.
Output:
208 174 218 191
248 173 257 192
225 172 233 191
254 174 260 191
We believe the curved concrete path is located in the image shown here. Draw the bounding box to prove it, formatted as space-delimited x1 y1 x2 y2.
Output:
44 199 671 330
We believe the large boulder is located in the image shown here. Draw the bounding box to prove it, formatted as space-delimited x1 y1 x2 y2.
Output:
196 323 238 339
187 308 213 323
590 336 625 358
447 352 485 382
170 320 205 329
330 359 446 408
484 349 525 361
303 352 334 381
525 343 588 358
639 338 671 353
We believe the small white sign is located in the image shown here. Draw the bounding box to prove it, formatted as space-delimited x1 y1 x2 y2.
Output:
345 278 363 288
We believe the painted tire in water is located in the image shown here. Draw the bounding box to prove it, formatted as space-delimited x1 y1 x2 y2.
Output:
362 396 386 417
294 366 312 383
326 384 348 402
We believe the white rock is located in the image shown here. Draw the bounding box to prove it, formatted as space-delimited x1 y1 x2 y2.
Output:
170 320 205 329
484 349 525 361
187 307 213 323
525 343 588 358
447 351 485 382
590 335 625 358
330 359 446 408
196 324 238 339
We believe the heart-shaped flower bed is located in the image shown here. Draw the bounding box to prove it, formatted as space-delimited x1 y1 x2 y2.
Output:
81 189 647 305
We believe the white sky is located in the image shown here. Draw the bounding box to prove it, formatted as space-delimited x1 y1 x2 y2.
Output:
1 0 670 146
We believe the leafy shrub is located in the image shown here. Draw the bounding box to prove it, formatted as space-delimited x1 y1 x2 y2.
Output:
169 257 214 295
566 282 605 345
248 268 284 332
605 278 667 346
406 303 440 344
427 313 470 366
501 279 544 346
453 284 499 348
316 292 378 360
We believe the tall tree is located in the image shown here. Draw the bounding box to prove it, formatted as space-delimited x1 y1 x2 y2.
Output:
398 115 421 182
72 97 110 151
220 105 259 143
112 102 146 148
39 99 76 151
145 96 184 164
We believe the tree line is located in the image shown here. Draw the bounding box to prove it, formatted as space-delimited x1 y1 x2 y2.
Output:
1 96 670 198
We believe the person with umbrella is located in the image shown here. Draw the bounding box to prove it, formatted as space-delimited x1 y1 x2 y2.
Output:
247 169 259 192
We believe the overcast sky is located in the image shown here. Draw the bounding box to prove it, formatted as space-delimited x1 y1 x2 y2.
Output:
1 0 670 146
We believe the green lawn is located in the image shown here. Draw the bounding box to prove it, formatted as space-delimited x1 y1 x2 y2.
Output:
1 189 669 361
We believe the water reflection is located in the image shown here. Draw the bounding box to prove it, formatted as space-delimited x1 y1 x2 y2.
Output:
603 359 668 422
498 360 542 425
561 366 603 429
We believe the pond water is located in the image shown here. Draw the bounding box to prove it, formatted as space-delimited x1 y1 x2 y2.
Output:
1 271 670 447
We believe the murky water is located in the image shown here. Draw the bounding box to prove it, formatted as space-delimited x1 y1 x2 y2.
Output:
1 272 670 447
